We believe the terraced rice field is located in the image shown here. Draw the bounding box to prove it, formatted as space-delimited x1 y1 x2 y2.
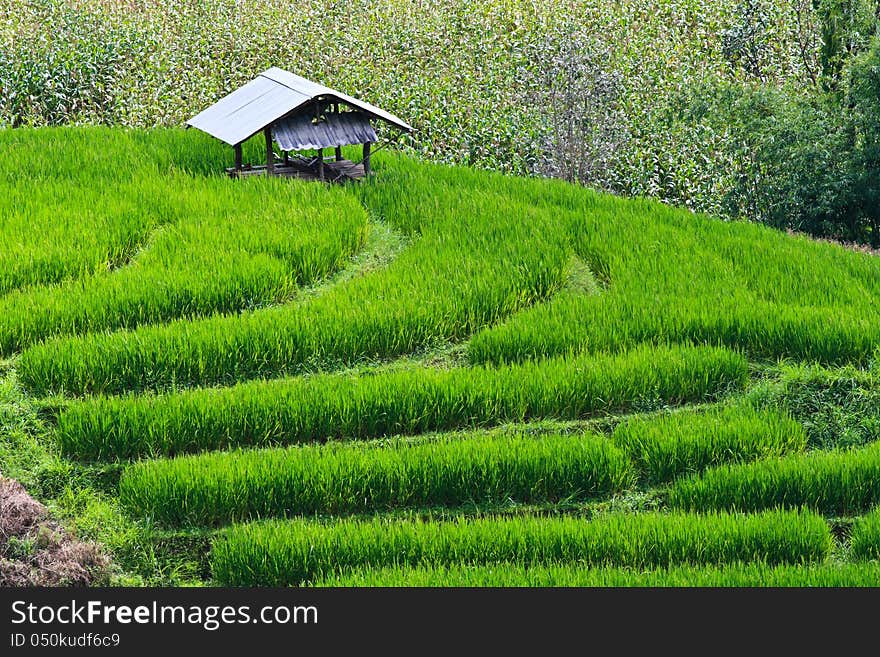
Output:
2 127 880 586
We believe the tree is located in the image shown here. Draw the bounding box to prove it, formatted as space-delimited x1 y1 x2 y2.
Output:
847 34 880 248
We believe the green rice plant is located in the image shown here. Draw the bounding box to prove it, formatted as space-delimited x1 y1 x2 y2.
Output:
210 509 832 586
17 151 574 395
612 405 806 484
0 127 231 294
316 561 880 587
850 508 880 560
58 344 748 460
0 128 367 354
667 443 880 515
745 364 880 450
119 432 635 526
467 188 880 366
14 136 880 395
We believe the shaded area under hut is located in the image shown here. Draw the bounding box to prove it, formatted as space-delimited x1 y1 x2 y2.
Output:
186 67 412 182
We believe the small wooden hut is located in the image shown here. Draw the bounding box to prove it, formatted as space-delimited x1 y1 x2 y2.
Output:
186 68 412 181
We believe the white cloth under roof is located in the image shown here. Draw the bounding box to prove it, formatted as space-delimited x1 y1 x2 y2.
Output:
273 112 378 151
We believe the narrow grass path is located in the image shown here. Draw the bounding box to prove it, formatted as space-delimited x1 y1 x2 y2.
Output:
0 219 411 584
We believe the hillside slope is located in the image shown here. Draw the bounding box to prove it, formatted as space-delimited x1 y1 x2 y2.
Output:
0 127 878 586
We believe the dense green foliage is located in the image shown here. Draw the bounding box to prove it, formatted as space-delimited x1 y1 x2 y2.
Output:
668 443 880 514
57 344 745 460
708 59 880 247
6 0 880 247
119 432 635 525
211 509 832 585
317 561 880 586
4 0 879 245
612 405 806 483
0 0 814 204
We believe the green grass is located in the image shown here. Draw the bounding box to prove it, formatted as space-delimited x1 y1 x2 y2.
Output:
746 364 880 450
467 188 880 366
58 343 748 460
15 134 880 397
0 175 367 354
211 509 832 586
17 148 575 395
118 432 635 526
612 404 806 484
668 443 880 515
0 127 240 295
316 561 880 587
851 509 880 561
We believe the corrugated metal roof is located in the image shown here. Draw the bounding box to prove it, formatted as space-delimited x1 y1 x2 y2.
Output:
186 67 412 146
273 112 378 151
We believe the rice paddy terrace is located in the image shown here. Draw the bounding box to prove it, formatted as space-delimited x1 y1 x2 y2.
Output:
2 126 880 586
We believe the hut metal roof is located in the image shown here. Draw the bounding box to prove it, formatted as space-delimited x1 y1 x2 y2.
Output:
186 67 412 147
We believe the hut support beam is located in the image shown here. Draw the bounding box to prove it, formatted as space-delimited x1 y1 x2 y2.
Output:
283 151 290 166
234 144 242 171
363 141 372 176
264 127 274 175
317 148 324 181
335 146 343 161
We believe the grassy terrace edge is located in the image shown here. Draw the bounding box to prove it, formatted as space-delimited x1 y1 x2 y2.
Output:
667 442 880 514
118 432 634 526
118 404 806 527
315 562 880 587
11 139 880 398
211 509 832 586
57 344 748 460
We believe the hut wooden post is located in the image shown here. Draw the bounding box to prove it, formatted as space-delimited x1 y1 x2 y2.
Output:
317 148 324 181
264 127 274 175
234 144 242 171
283 151 290 166
335 146 343 161
363 141 372 176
